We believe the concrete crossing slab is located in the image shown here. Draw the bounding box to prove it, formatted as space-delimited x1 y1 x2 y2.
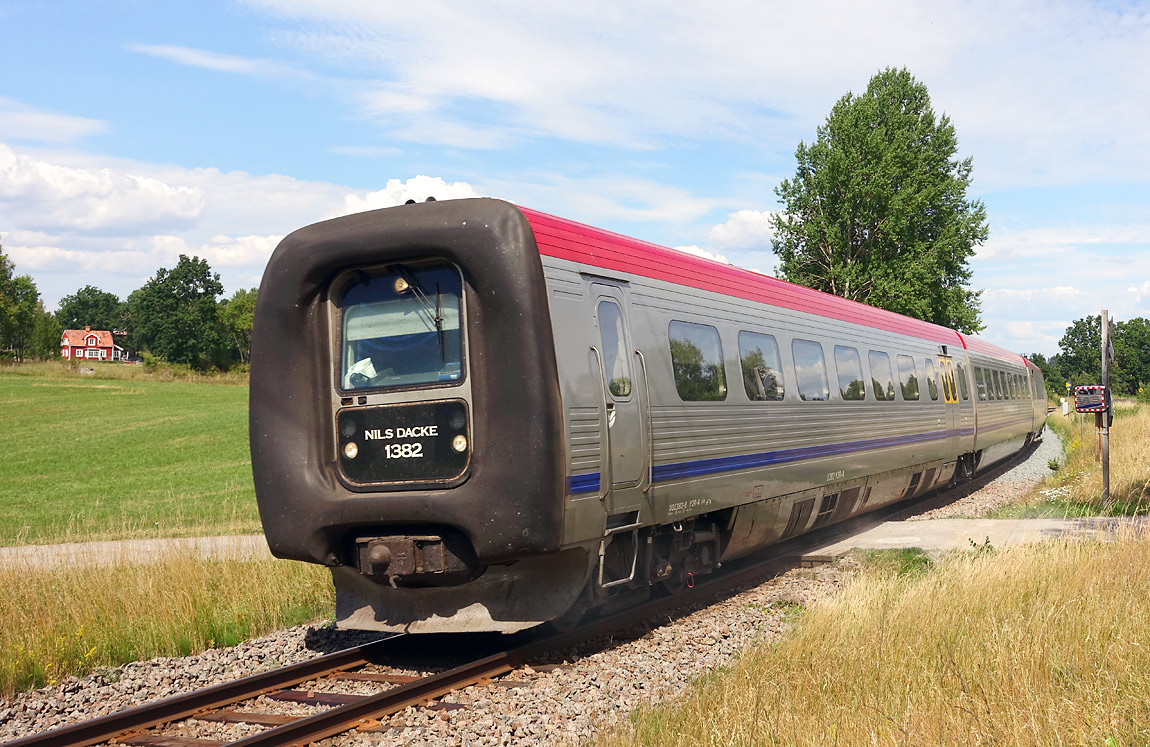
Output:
802 516 1150 563
0 535 273 571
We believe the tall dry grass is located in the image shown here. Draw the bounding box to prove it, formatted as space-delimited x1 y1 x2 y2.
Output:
0 555 333 697
606 534 1150 746
1027 403 1150 516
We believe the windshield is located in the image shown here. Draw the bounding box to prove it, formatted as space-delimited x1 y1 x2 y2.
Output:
340 264 464 391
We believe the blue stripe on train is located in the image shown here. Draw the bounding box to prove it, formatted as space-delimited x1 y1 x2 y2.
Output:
565 416 1032 495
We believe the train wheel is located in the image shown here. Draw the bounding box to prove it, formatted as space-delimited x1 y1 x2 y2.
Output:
658 566 691 595
543 599 588 633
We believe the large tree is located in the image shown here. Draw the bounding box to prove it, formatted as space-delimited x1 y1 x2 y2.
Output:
1114 317 1150 393
131 255 225 368
56 285 126 332
0 275 42 361
0 243 13 339
218 287 257 364
771 67 988 333
29 302 62 360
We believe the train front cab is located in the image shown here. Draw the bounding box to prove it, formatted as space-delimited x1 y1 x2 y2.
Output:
250 199 591 633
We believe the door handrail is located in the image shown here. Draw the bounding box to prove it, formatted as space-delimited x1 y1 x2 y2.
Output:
589 345 612 503
634 348 653 494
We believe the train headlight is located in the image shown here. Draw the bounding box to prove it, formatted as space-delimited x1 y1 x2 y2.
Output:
452 435 468 452
343 441 359 459
394 277 410 293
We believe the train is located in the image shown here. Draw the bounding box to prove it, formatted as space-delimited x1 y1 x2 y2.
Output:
249 197 1046 633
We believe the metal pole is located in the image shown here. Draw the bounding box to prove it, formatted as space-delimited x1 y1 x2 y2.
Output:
1100 309 1110 501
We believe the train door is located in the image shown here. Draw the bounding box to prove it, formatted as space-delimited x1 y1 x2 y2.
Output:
938 355 961 460
591 284 644 514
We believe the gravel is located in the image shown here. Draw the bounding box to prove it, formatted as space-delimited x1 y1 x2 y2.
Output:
0 431 1063 745
0 563 855 745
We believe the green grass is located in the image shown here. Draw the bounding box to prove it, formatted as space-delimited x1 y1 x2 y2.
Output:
0 366 259 545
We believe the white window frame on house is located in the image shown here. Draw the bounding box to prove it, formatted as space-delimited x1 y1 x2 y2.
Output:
87 336 99 346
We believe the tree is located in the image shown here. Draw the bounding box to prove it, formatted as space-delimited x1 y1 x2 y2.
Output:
1115 317 1150 393
0 275 41 361
771 68 988 333
29 302 62 360
1058 315 1102 388
131 255 225 369
0 243 13 340
219 287 257 364
56 285 126 333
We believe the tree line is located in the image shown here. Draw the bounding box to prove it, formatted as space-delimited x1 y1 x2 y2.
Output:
0 243 255 371
1027 316 1150 401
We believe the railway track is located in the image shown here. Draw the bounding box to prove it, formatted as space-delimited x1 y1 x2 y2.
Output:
3 442 1045 747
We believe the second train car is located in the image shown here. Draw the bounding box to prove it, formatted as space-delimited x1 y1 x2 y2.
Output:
250 197 1046 633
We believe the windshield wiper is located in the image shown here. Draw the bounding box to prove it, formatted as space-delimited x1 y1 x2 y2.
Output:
391 265 444 359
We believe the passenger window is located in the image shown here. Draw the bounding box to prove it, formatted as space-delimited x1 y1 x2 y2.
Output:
896 355 919 401
792 339 831 401
975 367 988 401
994 370 1005 400
925 359 939 401
739 331 785 401
597 300 631 398
868 351 896 401
957 363 970 400
833 345 866 401
669 321 727 401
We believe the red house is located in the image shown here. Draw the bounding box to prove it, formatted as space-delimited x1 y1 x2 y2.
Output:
61 327 125 362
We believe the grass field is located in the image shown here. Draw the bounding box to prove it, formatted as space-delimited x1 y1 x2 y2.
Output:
990 403 1150 518
0 364 259 545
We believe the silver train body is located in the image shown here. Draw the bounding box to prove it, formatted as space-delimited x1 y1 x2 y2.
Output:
250 198 1046 633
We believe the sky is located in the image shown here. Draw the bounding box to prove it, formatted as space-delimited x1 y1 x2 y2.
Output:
1 0 1148 357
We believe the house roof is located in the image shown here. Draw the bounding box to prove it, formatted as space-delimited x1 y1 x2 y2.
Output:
62 329 114 347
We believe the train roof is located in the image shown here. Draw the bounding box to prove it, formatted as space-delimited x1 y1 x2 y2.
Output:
519 205 1025 366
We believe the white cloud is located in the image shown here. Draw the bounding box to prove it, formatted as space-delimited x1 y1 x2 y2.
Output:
1127 281 1150 304
979 224 1150 261
329 145 403 158
672 245 729 264
0 98 107 144
0 143 491 307
336 176 482 216
128 44 302 79
706 209 776 252
228 0 1150 186
0 144 203 233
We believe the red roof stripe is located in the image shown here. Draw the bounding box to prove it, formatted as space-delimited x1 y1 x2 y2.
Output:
521 207 966 346
522 207 1024 365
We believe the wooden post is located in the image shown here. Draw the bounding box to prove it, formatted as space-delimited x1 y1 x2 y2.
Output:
1100 310 1111 501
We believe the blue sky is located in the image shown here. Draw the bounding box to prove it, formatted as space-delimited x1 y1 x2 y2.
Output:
2 0 1148 357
